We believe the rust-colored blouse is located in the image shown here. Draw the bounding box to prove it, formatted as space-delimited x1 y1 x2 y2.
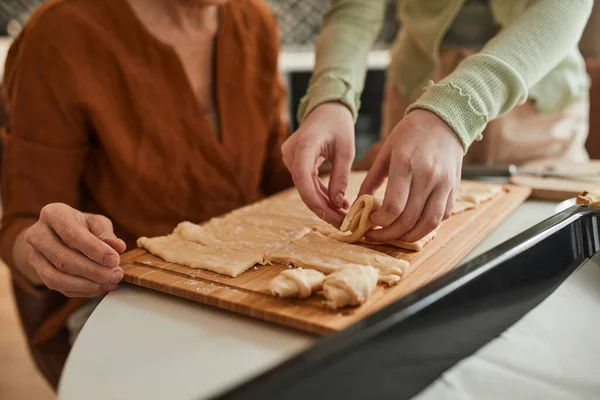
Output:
0 0 291 267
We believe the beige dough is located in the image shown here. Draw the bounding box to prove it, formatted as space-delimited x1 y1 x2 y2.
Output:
329 194 437 252
268 268 326 298
457 181 503 204
137 234 263 277
452 200 477 215
269 231 409 282
382 229 438 252
576 188 600 206
174 220 311 256
322 265 379 309
330 195 381 243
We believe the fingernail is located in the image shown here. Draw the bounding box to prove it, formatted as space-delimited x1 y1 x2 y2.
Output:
100 283 118 292
110 269 124 284
103 254 119 267
335 193 344 208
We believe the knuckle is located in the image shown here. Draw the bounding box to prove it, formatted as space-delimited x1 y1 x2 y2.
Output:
333 173 349 188
56 223 78 242
39 269 54 289
40 202 63 220
50 249 68 270
23 226 37 245
393 155 413 175
384 201 404 218
426 214 443 229
92 214 113 229
401 213 419 229
337 147 355 163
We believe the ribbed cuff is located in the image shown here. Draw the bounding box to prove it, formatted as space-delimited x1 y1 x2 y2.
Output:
406 81 488 153
297 75 361 124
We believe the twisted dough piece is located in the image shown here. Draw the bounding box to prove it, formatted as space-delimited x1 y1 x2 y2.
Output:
330 195 381 243
269 268 326 299
330 194 436 252
323 265 379 309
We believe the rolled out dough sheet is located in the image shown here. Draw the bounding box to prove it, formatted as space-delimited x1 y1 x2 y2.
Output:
457 181 504 204
269 231 409 279
137 235 264 277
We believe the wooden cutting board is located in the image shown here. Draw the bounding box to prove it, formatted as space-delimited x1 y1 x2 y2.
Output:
511 159 600 201
121 174 531 335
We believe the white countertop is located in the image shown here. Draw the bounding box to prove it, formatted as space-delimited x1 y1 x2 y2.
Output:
58 200 591 400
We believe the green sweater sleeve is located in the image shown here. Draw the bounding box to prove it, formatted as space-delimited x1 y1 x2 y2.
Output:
407 0 594 152
296 0 387 123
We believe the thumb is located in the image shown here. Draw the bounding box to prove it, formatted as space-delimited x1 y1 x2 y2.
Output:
86 214 127 254
359 149 390 197
328 145 354 208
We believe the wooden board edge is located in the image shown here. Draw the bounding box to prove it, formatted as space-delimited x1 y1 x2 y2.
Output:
122 265 338 336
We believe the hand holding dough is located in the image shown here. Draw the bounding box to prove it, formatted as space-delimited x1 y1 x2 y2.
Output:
331 194 436 251
330 195 381 243
323 265 379 309
269 268 325 298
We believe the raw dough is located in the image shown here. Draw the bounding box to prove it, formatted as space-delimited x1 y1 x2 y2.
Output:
174 220 311 256
322 265 379 309
457 181 503 204
268 268 325 298
330 195 381 242
385 229 438 252
137 234 263 277
576 189 600 206
269 231 409 287
452 200 477 215
328 194 436 251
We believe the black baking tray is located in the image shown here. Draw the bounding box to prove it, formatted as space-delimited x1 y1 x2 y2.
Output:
209 205 600 400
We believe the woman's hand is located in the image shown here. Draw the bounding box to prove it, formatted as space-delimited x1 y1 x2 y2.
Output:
24 203 127 297
360 109 464 243
281 102 356 226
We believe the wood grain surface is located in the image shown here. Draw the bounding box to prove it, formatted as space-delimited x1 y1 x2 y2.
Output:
121 174 531 335
511 159 600 201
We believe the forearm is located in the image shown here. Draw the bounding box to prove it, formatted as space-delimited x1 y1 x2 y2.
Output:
297 0 387 123
408 0 593 151
11 226 43 285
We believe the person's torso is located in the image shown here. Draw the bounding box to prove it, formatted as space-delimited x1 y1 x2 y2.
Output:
390 0 588 109
39 0 282 242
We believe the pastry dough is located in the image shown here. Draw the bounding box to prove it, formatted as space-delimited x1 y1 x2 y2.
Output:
576 189 600 206
174 220 311 256
383 229 438 252
322 265 379 309
329 194 436 251
330 195 381 243
452 200 477 215
268 268 325 298
269 231 409 281
457 181 503 204
137 234 263 277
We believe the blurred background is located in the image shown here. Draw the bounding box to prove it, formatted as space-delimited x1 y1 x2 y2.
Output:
0 1 599 399
1 0 599 160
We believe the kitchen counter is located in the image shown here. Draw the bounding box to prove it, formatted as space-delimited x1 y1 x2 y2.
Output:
57 199 594 400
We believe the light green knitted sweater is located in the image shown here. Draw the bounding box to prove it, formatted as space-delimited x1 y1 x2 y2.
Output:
297 0 593 152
